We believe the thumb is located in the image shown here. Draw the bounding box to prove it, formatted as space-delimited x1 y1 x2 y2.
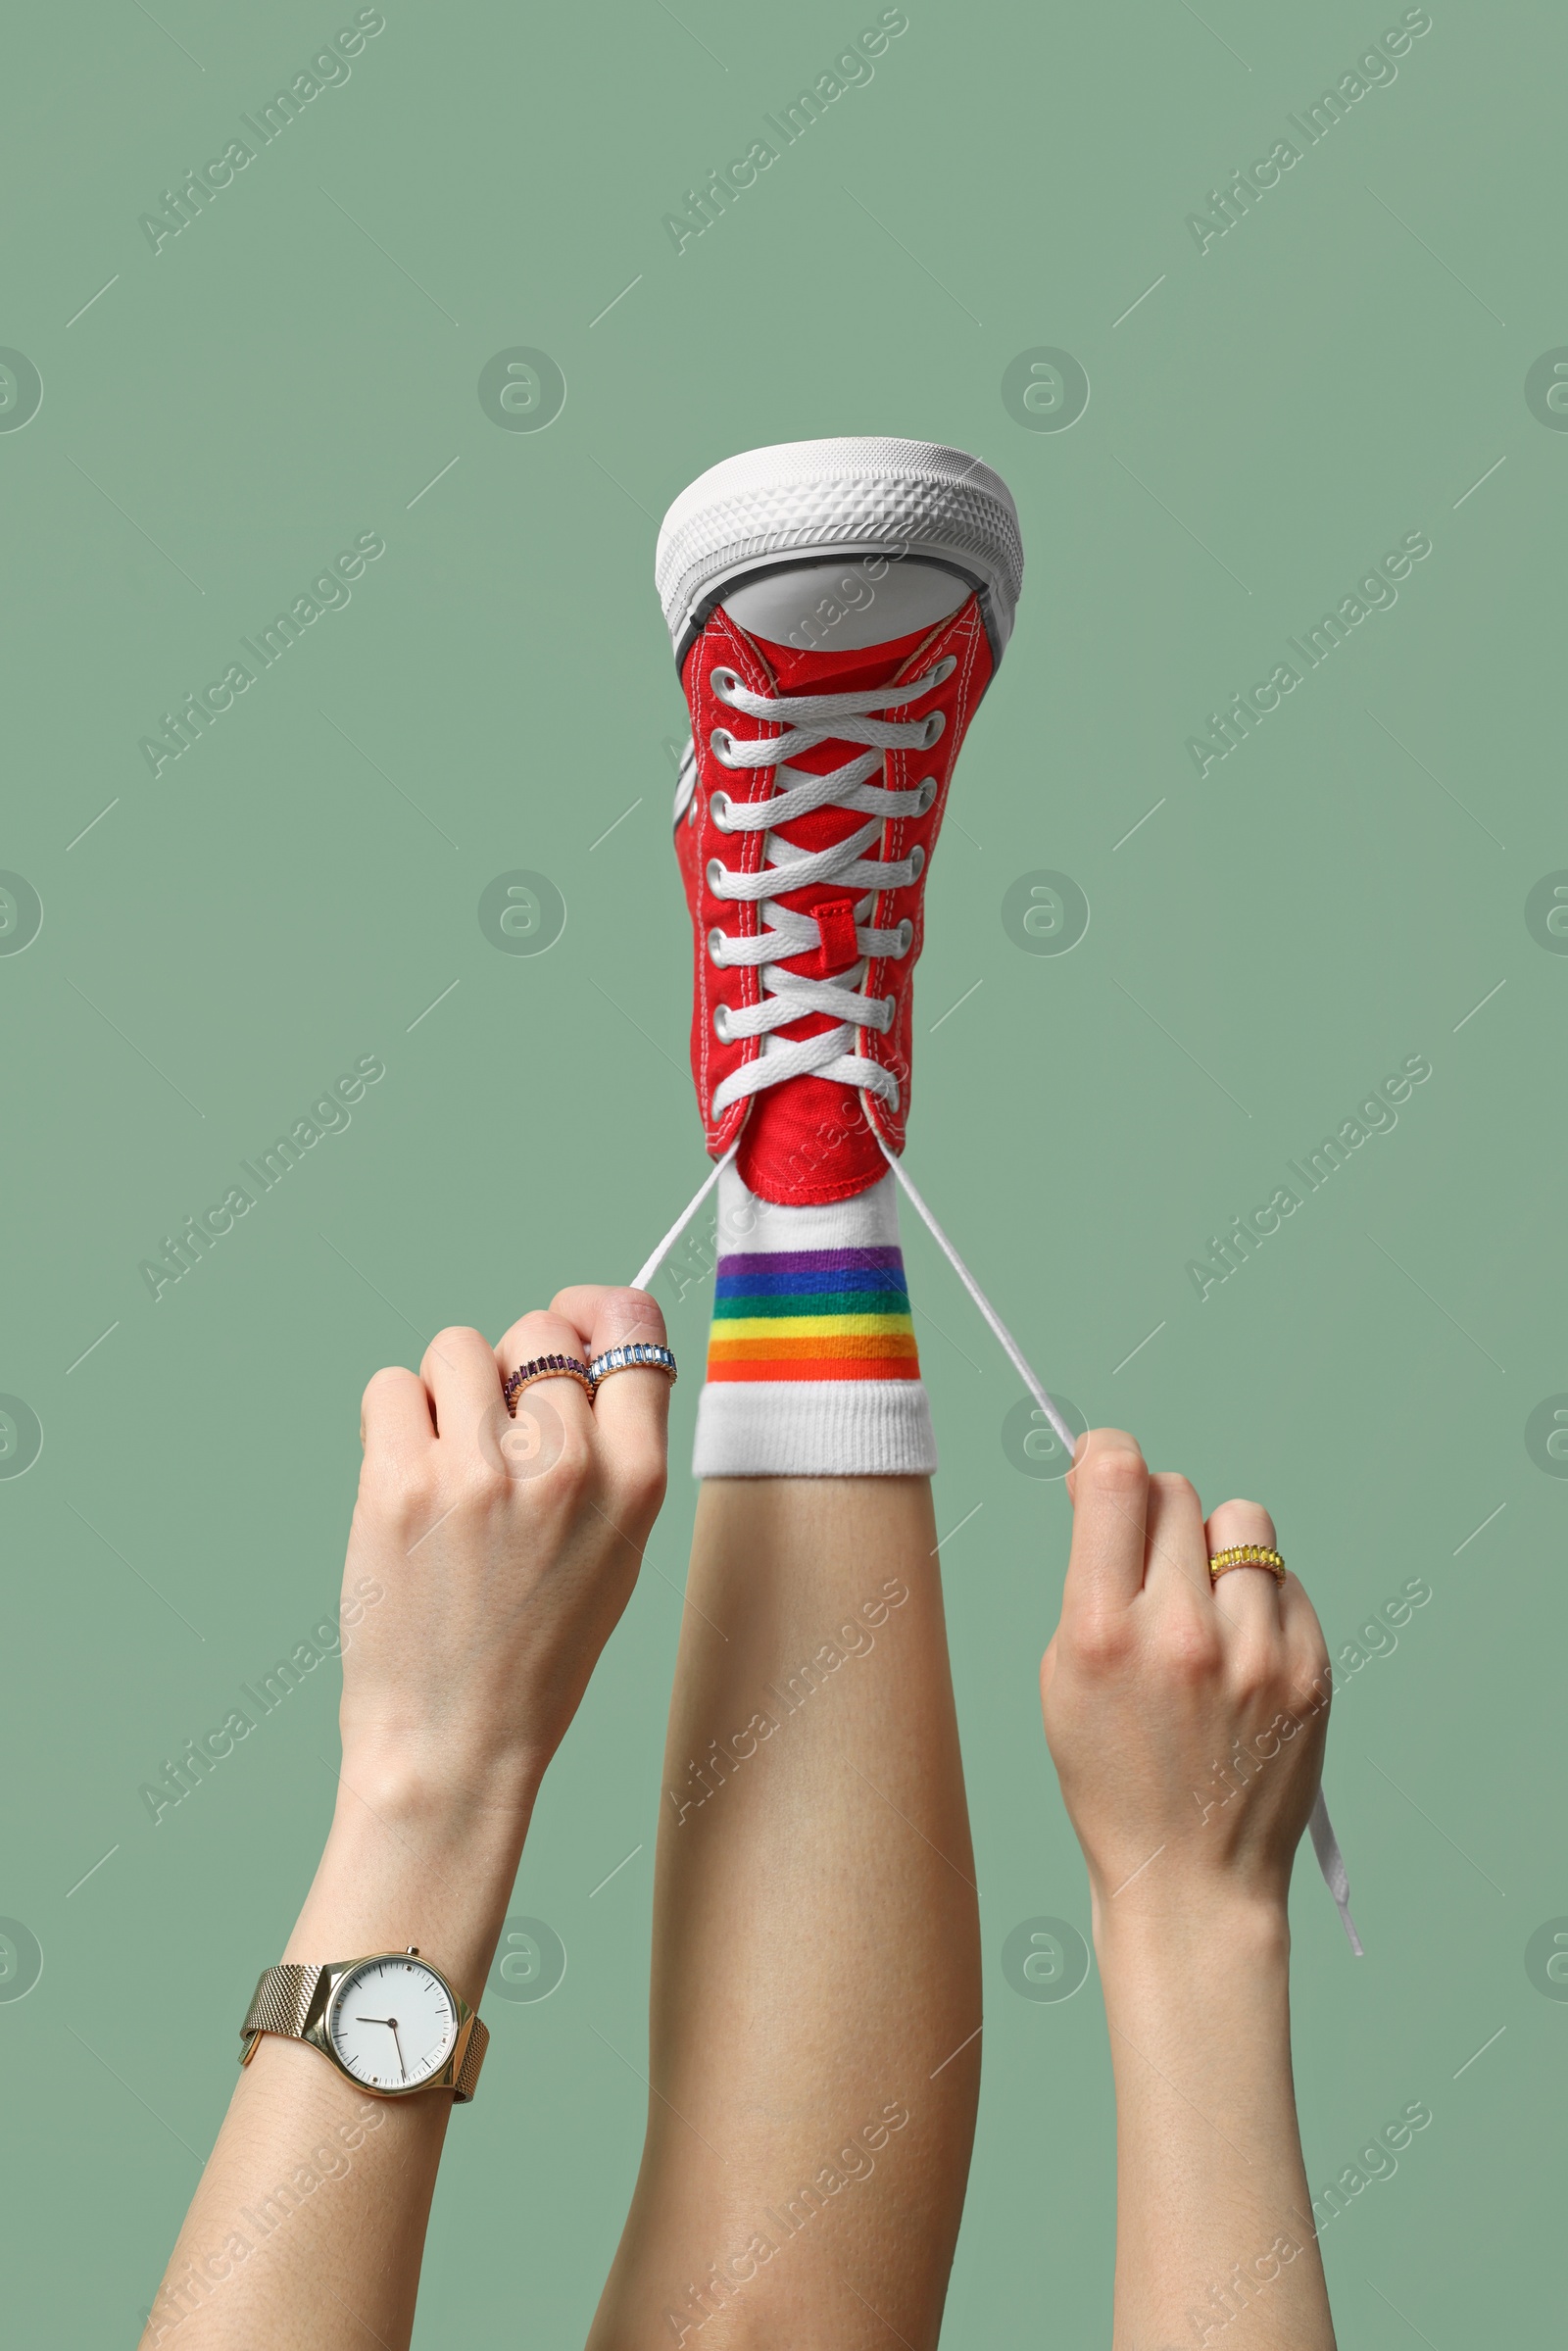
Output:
553 1285 672 1454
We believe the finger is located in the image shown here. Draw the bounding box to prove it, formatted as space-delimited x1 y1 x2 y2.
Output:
418 1326 506 1445
551 1284 667 1357
1062 1426 1090 1505
1141 1472 1211 1603
492 1308 598 1438
1203 1496 1283 1640
360 1365 434 1462
557 1287 671 1537
1278 1570 1331 1700
555 1285 672 1448
1061 1428 1149 1615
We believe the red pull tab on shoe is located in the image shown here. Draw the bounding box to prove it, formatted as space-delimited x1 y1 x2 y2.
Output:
812 895 859 977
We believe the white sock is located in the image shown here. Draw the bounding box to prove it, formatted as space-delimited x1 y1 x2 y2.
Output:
692 1164 937 1478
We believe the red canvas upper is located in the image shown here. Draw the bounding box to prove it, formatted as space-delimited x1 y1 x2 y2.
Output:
674 593 996 1206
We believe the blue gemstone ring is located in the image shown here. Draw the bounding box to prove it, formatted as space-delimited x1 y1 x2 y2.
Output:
588 1343 677 1393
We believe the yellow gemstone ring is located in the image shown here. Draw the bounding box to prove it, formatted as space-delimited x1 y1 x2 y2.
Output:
1208 1543 1286 1585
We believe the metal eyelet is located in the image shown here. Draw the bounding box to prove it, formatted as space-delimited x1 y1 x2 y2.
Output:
712 1003 734 1044
707 857 728 893
919 710 946 749
708 927 727 964
710 790 734 831
907 844 926 880
895 917 914 955
931 656 957 685
710 726 736 766
882 994 898 1021
912 777 937 815
710 666 740 703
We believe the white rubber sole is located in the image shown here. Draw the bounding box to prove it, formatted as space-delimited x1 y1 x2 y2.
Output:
655 436 1024 669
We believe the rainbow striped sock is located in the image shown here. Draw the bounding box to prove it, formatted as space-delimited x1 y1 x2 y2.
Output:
693 1165 937 1478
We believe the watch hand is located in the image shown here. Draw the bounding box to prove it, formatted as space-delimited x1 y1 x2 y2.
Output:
355 2016 396 2026
390 2023 407 2076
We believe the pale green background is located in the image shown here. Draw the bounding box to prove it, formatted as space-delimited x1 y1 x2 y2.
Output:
2 1 1561 2340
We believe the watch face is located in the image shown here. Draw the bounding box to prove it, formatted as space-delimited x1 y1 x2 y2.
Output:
326 1957 459 2091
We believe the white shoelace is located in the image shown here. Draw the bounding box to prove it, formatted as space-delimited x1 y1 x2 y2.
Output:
633 667 1361 1955
702 659 956 1116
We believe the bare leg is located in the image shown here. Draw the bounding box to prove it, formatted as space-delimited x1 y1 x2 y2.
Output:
589 1476 980 2349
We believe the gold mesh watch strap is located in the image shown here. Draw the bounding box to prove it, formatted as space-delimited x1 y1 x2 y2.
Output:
240 1959 488 2103
453 2015 489 2103
241 1964 325 2048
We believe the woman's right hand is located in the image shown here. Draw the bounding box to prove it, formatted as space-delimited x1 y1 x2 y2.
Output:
1040 1427 1332 1940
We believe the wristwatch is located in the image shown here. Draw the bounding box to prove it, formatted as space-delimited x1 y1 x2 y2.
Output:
239 1947 489 2102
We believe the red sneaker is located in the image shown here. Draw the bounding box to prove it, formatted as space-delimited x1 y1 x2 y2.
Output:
656 437 1023 1208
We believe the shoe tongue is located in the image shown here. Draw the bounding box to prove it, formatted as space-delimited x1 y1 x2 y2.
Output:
734 616 941 698
713 614 944 1053
718 615 953 1199
727 615 942 833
